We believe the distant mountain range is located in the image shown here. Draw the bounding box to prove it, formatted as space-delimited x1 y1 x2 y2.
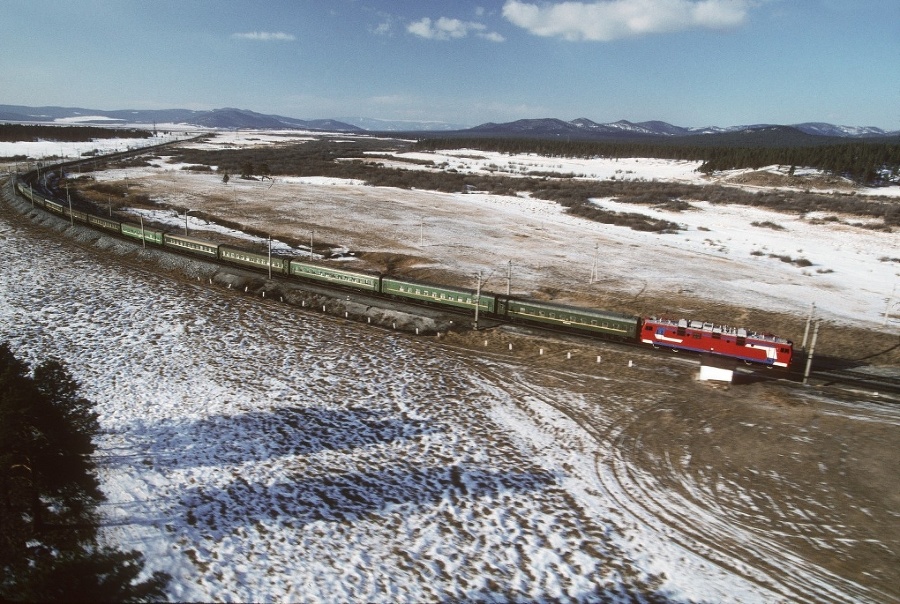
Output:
466 117 898 140
334 116 471 132
0 105 363 133
1 104 897 140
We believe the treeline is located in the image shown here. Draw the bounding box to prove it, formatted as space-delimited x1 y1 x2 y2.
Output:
0 124 152 143
525 179 899 226
697 142 900 183
0 343 168 602
412 137 900 186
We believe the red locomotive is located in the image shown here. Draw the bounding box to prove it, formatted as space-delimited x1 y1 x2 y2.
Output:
640 318 793 368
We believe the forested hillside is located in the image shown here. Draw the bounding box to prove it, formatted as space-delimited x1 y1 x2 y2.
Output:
0 124 152 143
413 136 900 186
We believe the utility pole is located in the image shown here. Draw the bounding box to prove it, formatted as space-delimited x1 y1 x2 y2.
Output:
66 183 73 226
184 209 196 235
801 302 816 349
309 230 314 260
267 235 272 279
506 260 512 296
474 271 482 331
802 320 821 386
883 284 896 327
589 242 599 284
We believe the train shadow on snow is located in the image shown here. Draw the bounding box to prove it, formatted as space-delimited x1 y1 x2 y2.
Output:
101 404 564 547
108 405 444 472
177 464 558 538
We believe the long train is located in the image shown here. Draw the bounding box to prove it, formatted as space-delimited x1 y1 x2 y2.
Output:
13 175 794 368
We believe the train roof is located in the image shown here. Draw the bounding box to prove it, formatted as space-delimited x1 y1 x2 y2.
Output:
644 317 793 345
120 221 164 233
382 275 484 297
289 257 382 279
164 233 220 247
509 297 640 323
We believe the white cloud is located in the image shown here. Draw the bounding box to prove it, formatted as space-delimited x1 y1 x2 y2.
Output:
479 31 507 42
372 21 392 36
407 16 504 42
231 31 296 42
502 0 751 41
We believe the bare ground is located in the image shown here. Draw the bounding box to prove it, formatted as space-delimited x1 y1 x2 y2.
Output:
436 327 900 602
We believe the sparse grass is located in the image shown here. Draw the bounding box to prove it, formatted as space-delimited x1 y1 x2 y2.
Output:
567 204 682 233
751 220 786 230
767 253 812 267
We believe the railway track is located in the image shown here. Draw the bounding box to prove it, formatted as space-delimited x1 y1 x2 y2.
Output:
809 366 900 399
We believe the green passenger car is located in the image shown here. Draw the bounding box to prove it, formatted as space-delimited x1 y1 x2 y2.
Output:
45 199 65 215
121 222 164 245
70 209 89 223
220 245 289 274
164 233 219 258
381 277 495 313
16 182 38 205
502 298 639 339
87 214 121 232
288 260 380 291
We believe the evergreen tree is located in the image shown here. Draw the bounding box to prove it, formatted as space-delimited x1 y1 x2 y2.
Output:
14 546 169 604
0 343 169 602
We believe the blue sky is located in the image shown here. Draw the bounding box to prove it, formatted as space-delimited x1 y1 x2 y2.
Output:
2 0 898 129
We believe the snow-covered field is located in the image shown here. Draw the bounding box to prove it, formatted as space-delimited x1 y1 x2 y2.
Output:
2 131 899 602
0 210 757 602
4 199 897 603
67 129 899 332
0 128 191 163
